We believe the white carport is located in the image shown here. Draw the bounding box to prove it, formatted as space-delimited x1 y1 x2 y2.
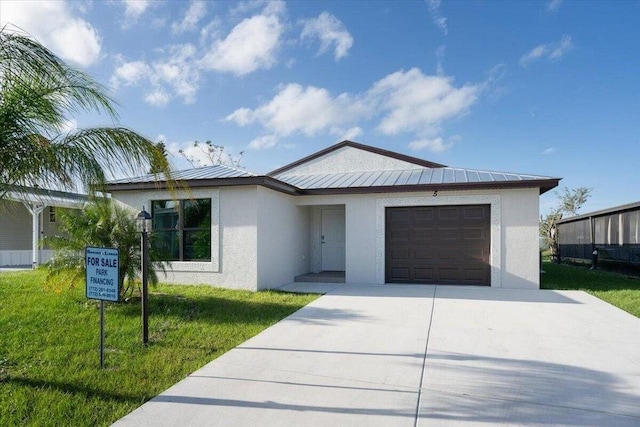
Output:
3 188 87 267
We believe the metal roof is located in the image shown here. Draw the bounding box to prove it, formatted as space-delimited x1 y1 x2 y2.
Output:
5 187 88 209
557 201 640 224
108 164 256 184
274 167 557 190
105 142 559 195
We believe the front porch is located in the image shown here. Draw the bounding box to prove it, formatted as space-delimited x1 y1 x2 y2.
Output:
1 187 87 268
294 271 346 283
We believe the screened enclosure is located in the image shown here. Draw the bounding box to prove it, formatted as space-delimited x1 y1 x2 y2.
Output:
557 202 640 265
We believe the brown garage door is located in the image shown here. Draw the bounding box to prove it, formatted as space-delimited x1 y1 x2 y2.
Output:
385 205 490 285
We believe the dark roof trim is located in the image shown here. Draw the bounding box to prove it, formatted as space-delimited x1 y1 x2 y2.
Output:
106 176 559 196
106 176 300 195
267 140 447 176
557 201 640 224
298 179 561 196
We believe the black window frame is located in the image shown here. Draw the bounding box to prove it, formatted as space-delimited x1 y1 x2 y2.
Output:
151 198 211 262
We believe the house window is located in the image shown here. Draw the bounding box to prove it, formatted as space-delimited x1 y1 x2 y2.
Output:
48 206 56 223
151 199 211 261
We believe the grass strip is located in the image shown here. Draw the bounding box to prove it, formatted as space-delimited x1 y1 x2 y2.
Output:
0 270 318 426
541 261 640 317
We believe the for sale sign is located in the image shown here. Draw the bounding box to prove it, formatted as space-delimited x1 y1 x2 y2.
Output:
85 247 119 302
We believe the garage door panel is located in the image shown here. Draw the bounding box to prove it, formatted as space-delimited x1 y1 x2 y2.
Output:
437 266 459 280
389 267 410 281
389 248 410 260
413 208 435 223
437 228 459 240
414 268 435 281
463 206 486 220
389 228 410 241
437 248 459 260
387 209 410 226
413 227 435 242
386 205 490 285
463 227 485 240
414 247 435 259
463 267 488 283
438 207 459 220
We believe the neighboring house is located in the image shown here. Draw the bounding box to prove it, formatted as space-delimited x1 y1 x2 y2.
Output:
0 187 87 267
106 141 560 290
558 201 640 266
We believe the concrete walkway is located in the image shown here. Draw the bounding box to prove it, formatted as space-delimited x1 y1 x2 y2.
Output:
113 285 640 426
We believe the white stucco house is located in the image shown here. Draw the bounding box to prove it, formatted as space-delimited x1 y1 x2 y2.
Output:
0 187 87 267
106 141 560 290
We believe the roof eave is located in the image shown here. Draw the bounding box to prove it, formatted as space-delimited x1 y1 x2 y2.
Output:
105 176 300 195
557 200 640 224
299 179 561 196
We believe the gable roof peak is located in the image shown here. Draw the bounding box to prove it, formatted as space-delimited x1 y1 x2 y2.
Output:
267 140 446 176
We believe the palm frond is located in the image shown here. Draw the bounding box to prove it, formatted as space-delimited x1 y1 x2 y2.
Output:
0 26 174 198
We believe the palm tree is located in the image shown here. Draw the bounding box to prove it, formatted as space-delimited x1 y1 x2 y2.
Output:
0 25 170 198
45 198 166 299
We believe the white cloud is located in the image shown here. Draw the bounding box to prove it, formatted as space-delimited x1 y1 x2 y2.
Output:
549 35 573 60
225 108 254 126
152 44 200 102
426 0 447 36
200 14 282 75
546 0 563 13
144 89 170 107
301 12 353 60
520 35 573 66
542 147 557 155
408 137 452 152
122 0 151 25
520 45 547 66
435 44 446 75
199 19 222 44
109 1 287 105
172 1 207 34
0 1 101 67
110 60 151 88
225 67 483 150
111 44 200 106
333 126 363 141
230 0 286 18
225 83 368 136
248 135 278 150
370 68 480 136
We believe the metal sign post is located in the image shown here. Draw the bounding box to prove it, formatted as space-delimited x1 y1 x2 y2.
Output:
85 247 120 369
100 300 105 368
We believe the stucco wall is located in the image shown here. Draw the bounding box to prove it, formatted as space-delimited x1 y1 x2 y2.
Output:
282 146 425 175
111 184 541 290
112 186 259 290
295 188 541 289
256 187 310 289
500 188 540 288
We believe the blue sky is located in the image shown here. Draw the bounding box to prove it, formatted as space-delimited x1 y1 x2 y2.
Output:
2 0 639 214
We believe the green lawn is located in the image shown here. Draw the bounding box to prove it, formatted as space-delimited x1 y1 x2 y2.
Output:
541 261 640 317
0 270 318 426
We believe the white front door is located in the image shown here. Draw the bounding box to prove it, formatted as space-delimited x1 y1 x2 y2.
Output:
321 208 345 271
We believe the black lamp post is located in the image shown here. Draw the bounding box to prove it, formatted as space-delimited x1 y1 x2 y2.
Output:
136 206 152 345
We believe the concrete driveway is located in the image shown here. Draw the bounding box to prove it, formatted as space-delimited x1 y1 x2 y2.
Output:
113 284 640 426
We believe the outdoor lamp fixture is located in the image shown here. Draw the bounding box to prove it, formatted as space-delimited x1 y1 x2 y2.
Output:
136 207 152 233
136 206 152 345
